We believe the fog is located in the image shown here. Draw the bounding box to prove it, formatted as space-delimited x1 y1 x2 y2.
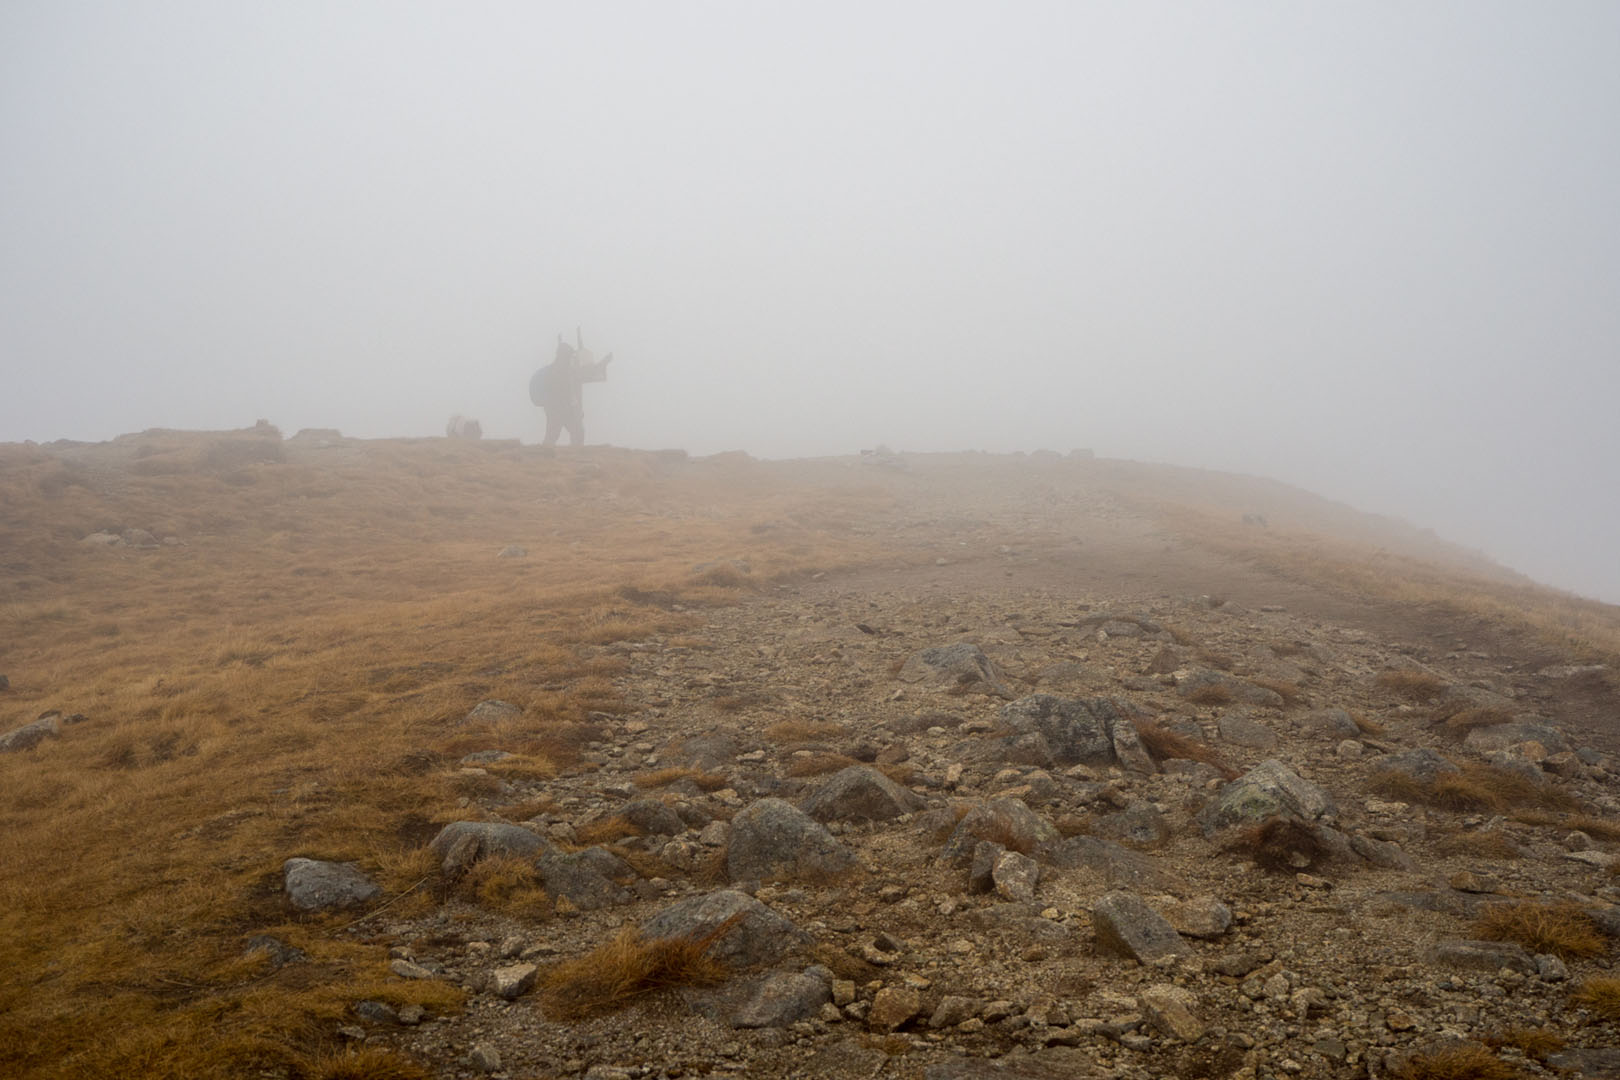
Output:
3 2 1617 601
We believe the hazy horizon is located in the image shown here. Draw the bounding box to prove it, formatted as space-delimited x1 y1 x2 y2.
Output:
4 3 1617 602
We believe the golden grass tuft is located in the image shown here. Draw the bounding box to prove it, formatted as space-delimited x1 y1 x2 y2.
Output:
785 752 859 777
765 720 845 744
1248 676 1303 707
1133 719 1238 779
458 855 552 918
1472 902 1605 960
1376 669 1450 703
574 816 648 845
1430 701 1515 737
634 766 729 791
1432 827 1524 861
1483 1028 1565 1060
537 917 737 1020
1511 810 1620 842
1393 1043 1520 1080
1569 977 1620 1019
307 1047 432 1080
1352 712 1386 737
1369 763 1578 814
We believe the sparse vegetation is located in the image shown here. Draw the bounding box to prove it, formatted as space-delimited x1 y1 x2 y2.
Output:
1569 977 1620 1019
1248 675 1303 707
1483 1027 1566 1060
1472 902 1606 960
1377 669 1450 703
765 720 845 744
1184 682 1235 706
785 752 859 777
634 766 729 791
1133 719 1237 778
1393 1042 1520 1080
1430 701 1515 737
1226 816 1325 872
537 918 737 1020
1369 762 1579 814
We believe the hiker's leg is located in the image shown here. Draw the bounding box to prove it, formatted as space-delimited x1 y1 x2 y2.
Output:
542 409 562 447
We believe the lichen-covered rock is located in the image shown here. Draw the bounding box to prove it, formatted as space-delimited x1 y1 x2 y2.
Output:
536 847 635 910
1196 759 1337 835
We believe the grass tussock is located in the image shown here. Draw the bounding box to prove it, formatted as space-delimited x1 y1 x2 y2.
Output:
1377 669 1451 703
1196 649 1236 672
1393 1043 1520 1080
1352 713 1386 737
1430 701 1515 737
1369 763 1578 814
308 1047 432 1080
764 720 845 744
1432 827 1524 861
457 855 552 918
634 767 729 791
1133 719 1238 779
574 816 647 846
1511 811 1620 842
1184 683 1234 706
1569 977 1620 1019
1472 902 1605 960
1483 1028 1565 1060
537 917 737 1020
1226 817 1325 872
1248 676 1303 707
785 753 859 777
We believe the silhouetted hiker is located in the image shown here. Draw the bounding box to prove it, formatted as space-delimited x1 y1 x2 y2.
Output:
530 329 611 447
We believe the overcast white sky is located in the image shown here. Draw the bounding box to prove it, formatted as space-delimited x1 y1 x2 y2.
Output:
3 2 1617 601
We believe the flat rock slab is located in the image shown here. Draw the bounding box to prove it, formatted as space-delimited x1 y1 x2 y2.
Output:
1091 890 1188 962
1429 939 1536 974
801 764 925 823
283 857 380 912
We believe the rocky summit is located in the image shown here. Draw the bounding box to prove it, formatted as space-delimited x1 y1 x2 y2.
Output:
1 432 1617 1080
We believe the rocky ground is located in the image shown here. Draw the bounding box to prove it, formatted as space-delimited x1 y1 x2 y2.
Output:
294 517 1620 1079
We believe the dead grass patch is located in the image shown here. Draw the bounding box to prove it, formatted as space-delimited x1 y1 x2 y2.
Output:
1483 1028 1565 1060
1432 828 1524 861
1183 683 1234 706
1393 1042 1519 1080
765 720 844 744
1473 902 1605 960
634 767 728 791
1569 977 1620 1019
1430 701 1515 737
537 917 737 1020
785 753 859 777
1133 719 1238 779
1369 763 1578 814
1352 713 1386 737
1248 676 1303 707
574 817 647 846
309 1046 432 1080
1196 649 1236 672
1376 669 1450 703
711 691 774 712
1226 817 1325 872
1511 810 1620 842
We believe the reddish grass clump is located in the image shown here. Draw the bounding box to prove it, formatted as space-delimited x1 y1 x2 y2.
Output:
1133 719 1237 778
1569 977 1620 1019
1369 763 1577 814
538 917 738 1020
1483 1027 1566 1060
1226 816 1325 872
1393 1042 1519 1080
785 752 858 777
1376 669 1449 703
309 1047 432 1080
634 766 728 792
1472 901 1605 960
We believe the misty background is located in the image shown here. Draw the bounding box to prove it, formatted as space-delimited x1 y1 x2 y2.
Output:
3 3 1617 602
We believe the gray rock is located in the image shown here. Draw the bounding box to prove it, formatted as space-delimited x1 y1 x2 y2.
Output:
939 798 1060 866
1463 722 1569 755
282 858 381 912
802 764 925 823
726 798 858 883
1000 695 1148 770
243 934 307 968
968 841 1002 894
1138 984 1205 1041
1545 1048 1620 1077
1109 716 1157 775
0 713 60 753
1178 670 1284 708
930 995 981 1028
1091 891 1189 962
1196 759 1336 836
899 643 1014 698
1429 939 1536 975
1161 897 1233 939
641 888 808 968
537 847 635 911
1536 953 1568 981
463 699 522 725
1091 801 1171 850
469 1042 502 1073
729 971 831 1028
1303 708 1361 739
669 734 740 770
1048 836 1186 893
489 963 538 1000
992 849 1041 903
925 1053 1108 1079
496 545 527 558
427 821 547 867
617 798 686 836
354 1000 397 1024
80 530 125 547
1351 834 1417 871
1217 712 1279 750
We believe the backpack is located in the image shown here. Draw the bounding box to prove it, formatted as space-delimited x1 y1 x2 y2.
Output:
529 364 556 406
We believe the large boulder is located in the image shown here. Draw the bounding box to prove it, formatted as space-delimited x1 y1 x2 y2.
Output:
282 858 381 912
899 644 1015 698
536 847 635 911
801 765 926 823
998 696 1154 772
640 888 808 968
428 821 548 867
0 713 60 754
726 798 858 883
939 798 1060 866
1196 759 1336 836
1091 891 1189 962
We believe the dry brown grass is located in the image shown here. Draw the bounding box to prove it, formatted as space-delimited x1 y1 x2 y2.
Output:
764 720 845 744
308 1047 433 1080
1196 649 1236 672
785 752 859 777
537 916 737 1020
1569 977 1620 1019
1430 701 1515 737
1184 683 1235 706
1226 817 1325 872
1482 1028 1565 1060
1248 676 1303 707
1472 902 1606 960
0 432 907 1080
1351 713 1386 737
1432 827 1524 861
634 766 729 791
1369 763 1578 815
1133 719 1238 778
574 816 647 846
1393 1043 1520 1080
1511 810 1620 842
1377 669 1450 703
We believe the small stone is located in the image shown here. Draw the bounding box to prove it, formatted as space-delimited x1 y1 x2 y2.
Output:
992 849 1041 903
1448 870 1502 894
1385 1011 1415 1032
389 959 435 980
468 1042 502 1073
1139 985 1205 1041
489 962 537 1000
831 979 856 1006
1536 953 1569 982
868 986 921 1032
